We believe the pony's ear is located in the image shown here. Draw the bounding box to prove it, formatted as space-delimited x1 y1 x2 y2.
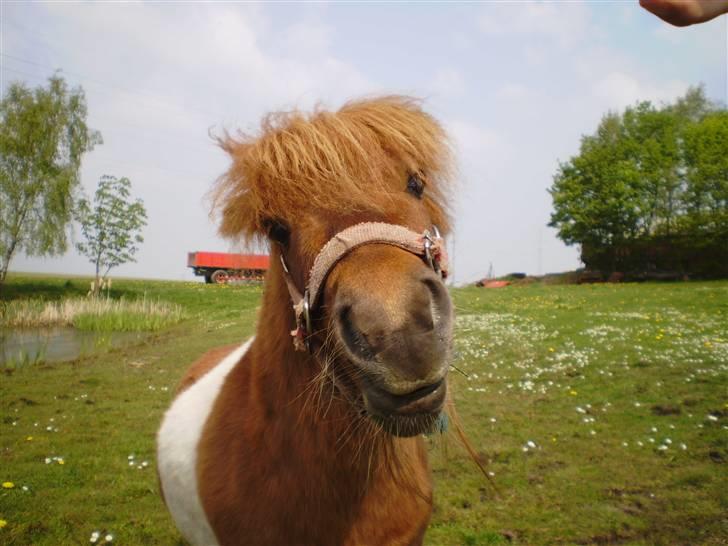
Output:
211 136 267 241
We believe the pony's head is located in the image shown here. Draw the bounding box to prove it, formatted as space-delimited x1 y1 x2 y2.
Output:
214 96 455 437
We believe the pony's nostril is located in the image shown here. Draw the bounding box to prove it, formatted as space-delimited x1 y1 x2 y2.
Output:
338 305 376 361
422 277 445 327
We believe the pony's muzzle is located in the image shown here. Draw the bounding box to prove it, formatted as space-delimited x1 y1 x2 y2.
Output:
329 246 453 436
334 269 452 381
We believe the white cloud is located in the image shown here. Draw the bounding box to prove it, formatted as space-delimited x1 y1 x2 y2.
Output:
430 68 466 98
497 82 532 101
652 21 685 44
34 3 372 115
592 71 689 111
478 2 592 47
280 20 333 59
447 119 510 174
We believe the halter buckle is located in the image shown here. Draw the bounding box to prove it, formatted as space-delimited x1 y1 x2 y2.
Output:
423 225 443 278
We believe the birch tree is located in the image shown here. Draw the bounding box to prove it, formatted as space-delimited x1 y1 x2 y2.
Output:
0 75 101 291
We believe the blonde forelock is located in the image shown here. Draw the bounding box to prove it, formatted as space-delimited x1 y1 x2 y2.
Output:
211 96 454 241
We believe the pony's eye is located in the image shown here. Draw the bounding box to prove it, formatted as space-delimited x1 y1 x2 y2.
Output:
266 220 290 246
406 174 424 199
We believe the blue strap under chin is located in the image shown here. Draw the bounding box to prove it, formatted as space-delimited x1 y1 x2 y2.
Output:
433 411 449 435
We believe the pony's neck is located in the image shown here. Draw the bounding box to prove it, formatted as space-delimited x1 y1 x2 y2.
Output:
251 263 354 425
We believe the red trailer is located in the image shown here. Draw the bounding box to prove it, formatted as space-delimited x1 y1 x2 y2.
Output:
187 252 270 284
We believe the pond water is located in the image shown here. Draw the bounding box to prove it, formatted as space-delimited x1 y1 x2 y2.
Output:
0 327 147 365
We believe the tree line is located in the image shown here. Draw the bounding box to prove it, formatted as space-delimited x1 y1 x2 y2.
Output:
549 87 727 278
3 75 725 289
0 75 146 295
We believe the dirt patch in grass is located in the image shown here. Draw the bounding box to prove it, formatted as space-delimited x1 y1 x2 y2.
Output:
651 404 681 415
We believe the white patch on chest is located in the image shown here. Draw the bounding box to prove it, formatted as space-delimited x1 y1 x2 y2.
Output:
157 339 252 546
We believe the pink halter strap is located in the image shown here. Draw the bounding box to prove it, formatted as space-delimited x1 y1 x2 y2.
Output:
280 222 448 352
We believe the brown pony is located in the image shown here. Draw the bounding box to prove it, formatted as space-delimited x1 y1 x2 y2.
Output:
157 96 457 546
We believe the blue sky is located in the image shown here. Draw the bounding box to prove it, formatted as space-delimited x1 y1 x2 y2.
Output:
2 1 725 283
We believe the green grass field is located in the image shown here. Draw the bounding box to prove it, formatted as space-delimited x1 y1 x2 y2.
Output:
1 274 726 545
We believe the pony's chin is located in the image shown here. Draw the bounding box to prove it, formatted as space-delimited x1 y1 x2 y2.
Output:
369 412 440 437
357 375 447 437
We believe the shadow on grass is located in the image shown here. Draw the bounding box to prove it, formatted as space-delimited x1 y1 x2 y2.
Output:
1 279 135 302
1 279 86 301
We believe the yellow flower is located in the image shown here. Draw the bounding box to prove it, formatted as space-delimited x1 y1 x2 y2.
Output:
548 347 555 353
57 459 64 465
26 436 33 441
569 390 578 396
2 482 14 489
0 519 7 529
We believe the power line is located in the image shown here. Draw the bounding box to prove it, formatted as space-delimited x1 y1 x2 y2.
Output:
2 65 227 149
2 17 60 46
2 68 222 183
2 65 46 82
89 158 216 183
1 52 230 121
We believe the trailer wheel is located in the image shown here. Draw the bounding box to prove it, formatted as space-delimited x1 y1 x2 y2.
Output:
210 270 229 284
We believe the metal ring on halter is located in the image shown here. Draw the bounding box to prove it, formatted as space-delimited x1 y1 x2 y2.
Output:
423 225 442 277
424 235 434 269
302 290 312 340
279 254 289 274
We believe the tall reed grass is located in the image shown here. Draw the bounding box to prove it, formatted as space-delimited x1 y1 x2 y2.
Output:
1 297 184 332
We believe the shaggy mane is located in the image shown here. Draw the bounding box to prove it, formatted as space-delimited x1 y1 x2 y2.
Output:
212 96 454 240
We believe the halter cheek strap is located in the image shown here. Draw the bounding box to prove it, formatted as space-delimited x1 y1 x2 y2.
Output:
280 222 448 352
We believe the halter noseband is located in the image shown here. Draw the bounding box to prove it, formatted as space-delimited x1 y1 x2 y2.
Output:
279 222 448 352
